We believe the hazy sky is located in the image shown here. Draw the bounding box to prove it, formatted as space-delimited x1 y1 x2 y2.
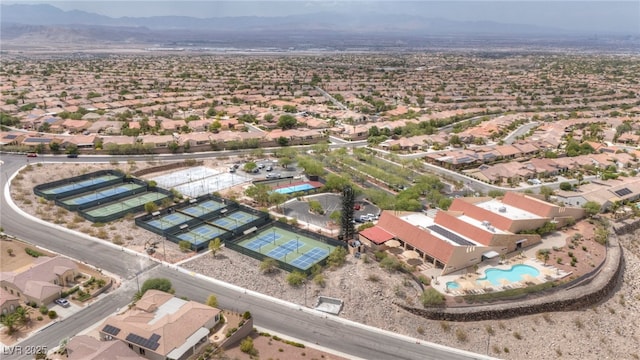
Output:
6 1 640 33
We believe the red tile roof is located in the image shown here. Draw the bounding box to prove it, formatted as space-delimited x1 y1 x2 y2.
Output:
359 226 394 245
376 211 454 263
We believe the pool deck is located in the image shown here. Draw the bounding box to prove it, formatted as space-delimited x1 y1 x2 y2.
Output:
429 231 573 296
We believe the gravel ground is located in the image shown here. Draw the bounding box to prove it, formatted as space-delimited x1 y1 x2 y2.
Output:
12 162 640 360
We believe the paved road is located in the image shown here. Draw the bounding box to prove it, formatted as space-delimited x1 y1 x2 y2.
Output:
0 153 492 360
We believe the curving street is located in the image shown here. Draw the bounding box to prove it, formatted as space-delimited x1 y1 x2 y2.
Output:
0 153 492 360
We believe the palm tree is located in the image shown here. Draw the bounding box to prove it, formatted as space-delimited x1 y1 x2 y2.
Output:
14 306 32 326
1 314 18 335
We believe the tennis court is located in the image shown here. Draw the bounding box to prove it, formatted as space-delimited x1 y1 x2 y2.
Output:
211 210 259 230
179 199 225 217
61 183 143 206
82 192 169 218
40 174 121 195
145 212 193 230
151 166 220 189
236 227 336 270
173 172 251 198
175 224 226 246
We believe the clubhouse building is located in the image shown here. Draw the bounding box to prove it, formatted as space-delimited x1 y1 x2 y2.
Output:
359 192 585 275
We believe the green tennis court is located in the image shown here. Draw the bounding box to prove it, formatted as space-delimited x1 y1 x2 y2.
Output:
211 210 259 230
236 226 336 271
145 212 193 231
41 174 121 195
83 192 169 218
175 224 227 246
179 199 226 217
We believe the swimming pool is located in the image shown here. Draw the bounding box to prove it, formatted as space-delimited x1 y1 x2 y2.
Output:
446 281 460 290
274 183 317 194
476 264 540 286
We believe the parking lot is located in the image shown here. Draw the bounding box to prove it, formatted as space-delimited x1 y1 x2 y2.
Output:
281 193 381 229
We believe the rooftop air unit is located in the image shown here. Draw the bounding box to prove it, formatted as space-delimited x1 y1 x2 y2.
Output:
499 206 507 213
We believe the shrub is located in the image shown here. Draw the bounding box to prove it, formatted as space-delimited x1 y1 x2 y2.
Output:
380 256 403 272
39 305 48 315
513 331 522 340
421 288 445 307
440 321 451 332
25 248 44 257
225 328 238 338
240 337 258 356
178 240 192 252
48 310 58 319
260 258 279 274
243 311 252 320
326 246 347 268
286 271 306 287
367 274 380 282
37 316 43 321
313 274 326 287
455 328 468 342
418 275 431 286
374 251 387 261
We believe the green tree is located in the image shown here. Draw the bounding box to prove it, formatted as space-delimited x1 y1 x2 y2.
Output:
277 136 290 146
208 120 222 133
297 157 325 177
137 278 174 300
329 210 341 225
144 201 158 214
244 184 271 206
206 294 218 308
243 162 257 172
168 141 180 153
14 306 32 326
208 238 222 258
539 186 554 201
0 314 17 335
559 182 573 191
66 143 79 155
326 246 347 268
277 114 297 130
583 201 601 217
49 141 61 154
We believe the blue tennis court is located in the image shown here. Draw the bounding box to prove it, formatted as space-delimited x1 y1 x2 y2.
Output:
198 200 225 210
61 183 143 206
290 247 330 269
146 212 192 230
245 232 282 251
266 239 302 260
41 175 120 195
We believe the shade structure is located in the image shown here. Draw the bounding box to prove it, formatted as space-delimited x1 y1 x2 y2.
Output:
385 239 401 248
403 249 420 259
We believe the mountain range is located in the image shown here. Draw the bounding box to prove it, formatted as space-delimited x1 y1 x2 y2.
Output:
2 4 637 51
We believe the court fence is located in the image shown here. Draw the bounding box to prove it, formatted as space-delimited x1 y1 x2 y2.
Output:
34 170 125 200
56 178 150 212
135 193 272 252
77 187 173 223
225 222 346 275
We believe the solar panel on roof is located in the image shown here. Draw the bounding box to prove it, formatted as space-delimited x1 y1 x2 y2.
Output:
5 134 17 139
24 137 51 143
614 188 632 197
427 225 475 246
126 333 161 351
102 324 121 336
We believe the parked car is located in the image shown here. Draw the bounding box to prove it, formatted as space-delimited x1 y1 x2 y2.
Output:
258 163 265 169
54 298 70 308
367 213 378 220
26 153 37 157
67 153 78 158
265 165 273 171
